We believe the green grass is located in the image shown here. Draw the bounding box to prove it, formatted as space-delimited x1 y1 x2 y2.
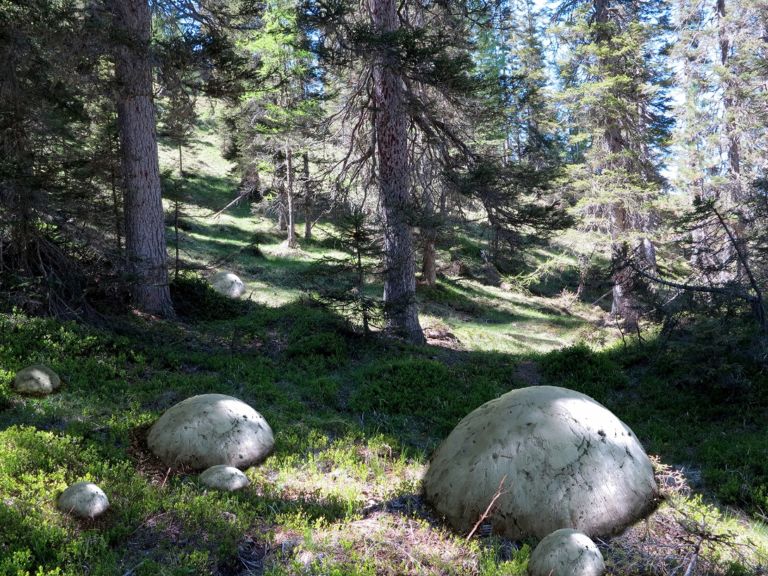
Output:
1 116 767 575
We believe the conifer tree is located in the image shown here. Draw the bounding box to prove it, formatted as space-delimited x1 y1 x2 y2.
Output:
554 0 673 326
108 0 175 317
228 0 322 248
302 0 478 342
673 0 768 284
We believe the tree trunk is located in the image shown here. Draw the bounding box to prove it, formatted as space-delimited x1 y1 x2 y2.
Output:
303 152 312 241
370 0 424 343
285 146 297 248
174 144 183 281
110 163 123 257
110 0 174 317
609 204 639 329
277 183 287 231
421 230 437 287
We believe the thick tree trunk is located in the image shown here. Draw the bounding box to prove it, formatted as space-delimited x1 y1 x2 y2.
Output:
111 0 174 317
370 0 424 343
595 0 641 326
303 152 312 241
285 146 297 248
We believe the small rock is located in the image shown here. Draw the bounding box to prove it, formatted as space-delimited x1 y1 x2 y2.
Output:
528 529 605 576
57 482 109 519
211 272 245 299
14 364 61 395
199 465 249 491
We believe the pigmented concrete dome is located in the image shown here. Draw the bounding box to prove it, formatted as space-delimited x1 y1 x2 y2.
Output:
14 364 61 395
199 465 250 491
211 272 245 299
147 394 274 470
57 482 109 519
528 529 605 576
423 386 657 539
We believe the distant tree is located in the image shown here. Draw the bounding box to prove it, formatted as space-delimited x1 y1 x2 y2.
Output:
673 0 768 283
469 0 571 265
308 207 383 333
554 0 674 327
227 0 323 248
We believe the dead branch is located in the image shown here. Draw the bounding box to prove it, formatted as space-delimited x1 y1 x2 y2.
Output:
465 475 507 541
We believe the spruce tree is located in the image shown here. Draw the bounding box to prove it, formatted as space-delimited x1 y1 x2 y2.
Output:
554 0 673 326
302 0 482 343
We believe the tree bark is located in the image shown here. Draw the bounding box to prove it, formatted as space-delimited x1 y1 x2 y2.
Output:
110 0 174 317
421 230 437 287
303 152 312 241
370 0 424 343
285 146 297 248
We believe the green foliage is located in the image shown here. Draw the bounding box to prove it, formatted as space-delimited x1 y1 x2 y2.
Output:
477 542 530 576
540 342 627 399
349 357 499 435
169 272 248 321
306 209 384 333
286 332 348 369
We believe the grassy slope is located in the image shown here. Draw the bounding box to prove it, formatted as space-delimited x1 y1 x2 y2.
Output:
0 113 767 575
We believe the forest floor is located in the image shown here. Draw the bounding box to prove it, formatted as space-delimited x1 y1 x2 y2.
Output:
1 111 767 575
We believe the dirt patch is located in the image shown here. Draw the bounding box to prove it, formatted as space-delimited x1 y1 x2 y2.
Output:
424 325 464 350
293 511 480 575
128 424 184 485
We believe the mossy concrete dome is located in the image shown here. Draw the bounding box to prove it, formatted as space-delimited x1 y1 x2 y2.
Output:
211 272 245 299
528 529 605 576
147 394 274 470
199 465 250 491
423 386 657 539
57 482 109 519
14 364 61 395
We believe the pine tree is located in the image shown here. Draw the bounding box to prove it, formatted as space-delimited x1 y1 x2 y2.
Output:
0 0 104 315
469 0 570 264
554 0 673 326
108 0 175 317
302 0 496 343
227 0 323 248
673 0 768 283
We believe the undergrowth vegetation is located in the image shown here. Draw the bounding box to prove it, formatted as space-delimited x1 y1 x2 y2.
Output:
1 124 767 575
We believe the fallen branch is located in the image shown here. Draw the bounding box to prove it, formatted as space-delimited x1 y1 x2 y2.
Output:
466 475 507 541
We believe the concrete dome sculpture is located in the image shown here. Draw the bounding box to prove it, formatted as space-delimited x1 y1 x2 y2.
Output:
14 364 61 395
57 482 109 519
528 529 605 576
147 394 274 470
423 386 657 539
211 272 246 299
199 465 250 491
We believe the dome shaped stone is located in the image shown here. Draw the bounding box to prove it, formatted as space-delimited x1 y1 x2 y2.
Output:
14 364 61 395
423 386 657 539
211 272 245 299
199 465 250 491
147 394 274 470
528 529 605 576
57 482 109 519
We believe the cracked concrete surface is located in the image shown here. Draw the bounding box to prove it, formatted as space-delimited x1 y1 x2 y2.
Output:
423 386 657 539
